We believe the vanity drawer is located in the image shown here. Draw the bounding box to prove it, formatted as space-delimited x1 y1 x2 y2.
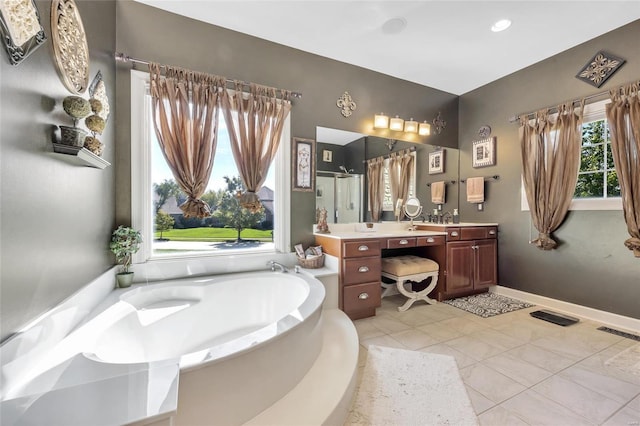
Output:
446 228 461 241
416 235 446 246
460 226 498 240
342 256 381 285
343 240 381 258
343 281 381 312
386 237 416 249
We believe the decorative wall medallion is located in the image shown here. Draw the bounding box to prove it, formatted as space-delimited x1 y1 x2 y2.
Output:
336 91 357 117
478 125 491 138
576 50 625 88
0 0 47 65
51 0 89 94
433 111 446 135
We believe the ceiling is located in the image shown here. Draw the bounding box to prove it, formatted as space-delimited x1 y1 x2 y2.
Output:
134 1 640 95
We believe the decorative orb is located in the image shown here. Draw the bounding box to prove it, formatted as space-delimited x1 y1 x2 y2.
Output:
85 114 106 134
84 136 104 156
89 98 103 114
62 96 91 119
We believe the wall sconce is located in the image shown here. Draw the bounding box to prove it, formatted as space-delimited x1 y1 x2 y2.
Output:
404 118 418 133
374 113 389 129
419 120 431 136
389 115 404 131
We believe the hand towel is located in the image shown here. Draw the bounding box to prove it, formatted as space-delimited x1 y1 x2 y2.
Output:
431 181 445 204
466 177 485 203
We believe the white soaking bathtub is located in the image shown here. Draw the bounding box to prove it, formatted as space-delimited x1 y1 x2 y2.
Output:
1 269 327 426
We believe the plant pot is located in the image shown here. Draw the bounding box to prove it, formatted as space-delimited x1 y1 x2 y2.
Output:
59 125 88 147
116 272 134 288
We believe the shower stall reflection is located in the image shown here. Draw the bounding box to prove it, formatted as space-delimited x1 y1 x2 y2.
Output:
316 172 363 223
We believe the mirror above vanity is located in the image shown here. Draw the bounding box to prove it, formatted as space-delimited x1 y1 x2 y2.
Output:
315 126 460 224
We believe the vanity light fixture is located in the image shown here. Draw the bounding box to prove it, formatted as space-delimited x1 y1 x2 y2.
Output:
389 115 404 131
404 118 418 133
419 120 431 136
374 112 390 129
373 113 431 137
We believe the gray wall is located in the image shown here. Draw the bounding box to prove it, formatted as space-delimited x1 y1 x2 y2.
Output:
458 20 640 319
114 0 459 249
0 1 116 341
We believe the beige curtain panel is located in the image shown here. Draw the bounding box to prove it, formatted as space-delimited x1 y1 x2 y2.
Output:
221 82 292 212
519 101 585 250
389 150 415 212
366 157 384 222
149 63 225 218
606 82 640 257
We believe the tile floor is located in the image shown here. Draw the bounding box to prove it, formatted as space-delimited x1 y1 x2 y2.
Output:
351 294 640 426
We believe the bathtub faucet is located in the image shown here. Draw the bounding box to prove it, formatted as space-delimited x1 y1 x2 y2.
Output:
267 260 289 273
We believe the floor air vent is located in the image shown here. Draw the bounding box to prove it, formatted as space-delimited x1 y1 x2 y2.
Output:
597 326 640 342
529 309 579 326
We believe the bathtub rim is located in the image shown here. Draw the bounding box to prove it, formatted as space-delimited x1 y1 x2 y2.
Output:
82 270 326 371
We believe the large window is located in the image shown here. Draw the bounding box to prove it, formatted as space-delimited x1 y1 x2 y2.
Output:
521 99 622 211
130 71 290 262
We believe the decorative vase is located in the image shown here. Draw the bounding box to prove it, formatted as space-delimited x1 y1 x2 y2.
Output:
116 272 134 288
59 125 88 147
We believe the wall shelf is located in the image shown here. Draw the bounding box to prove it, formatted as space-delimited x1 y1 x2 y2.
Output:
52 143 110 169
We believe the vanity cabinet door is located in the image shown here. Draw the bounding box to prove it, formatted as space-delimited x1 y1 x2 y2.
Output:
445 241 474 293
445 239 497 294
474 239 497 288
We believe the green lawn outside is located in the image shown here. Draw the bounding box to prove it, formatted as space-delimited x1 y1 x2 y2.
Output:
154 227 273 242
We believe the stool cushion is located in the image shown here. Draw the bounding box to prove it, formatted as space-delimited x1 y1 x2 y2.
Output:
381 255 439 276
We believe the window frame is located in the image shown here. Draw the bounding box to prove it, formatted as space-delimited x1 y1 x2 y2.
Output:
521 99 622 211
130 70 291 265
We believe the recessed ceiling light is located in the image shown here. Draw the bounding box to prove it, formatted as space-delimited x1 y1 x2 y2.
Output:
382 17 407 35
491 19 511 32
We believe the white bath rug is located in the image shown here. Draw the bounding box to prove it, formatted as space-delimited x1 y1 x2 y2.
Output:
346 345 478 426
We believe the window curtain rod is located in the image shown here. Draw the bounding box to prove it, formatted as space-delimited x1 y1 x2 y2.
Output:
509 79 640 124
114 52 303 99
363 146 416 164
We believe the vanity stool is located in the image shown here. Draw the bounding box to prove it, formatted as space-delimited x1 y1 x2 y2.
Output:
380 255 439 312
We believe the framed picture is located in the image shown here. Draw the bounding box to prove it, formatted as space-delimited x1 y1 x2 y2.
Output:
0 0 47 65
322 149 333 163
292 137 315 192
428 150 445 174
472 137 496 168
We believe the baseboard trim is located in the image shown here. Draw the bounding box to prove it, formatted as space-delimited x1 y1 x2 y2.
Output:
491 285 640 334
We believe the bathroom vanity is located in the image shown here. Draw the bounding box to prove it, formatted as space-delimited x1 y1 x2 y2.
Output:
416 223 498 300
315 222 498 319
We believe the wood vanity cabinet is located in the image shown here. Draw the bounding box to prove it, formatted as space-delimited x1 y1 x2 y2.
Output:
315 236 382 320
417 225 498 300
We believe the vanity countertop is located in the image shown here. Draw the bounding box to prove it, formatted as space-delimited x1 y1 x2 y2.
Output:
415 222 498 229
313 222 497 240
313 229 447 240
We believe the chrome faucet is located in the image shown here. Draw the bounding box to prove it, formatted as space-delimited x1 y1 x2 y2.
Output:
443 211 453 224
267 260 289 273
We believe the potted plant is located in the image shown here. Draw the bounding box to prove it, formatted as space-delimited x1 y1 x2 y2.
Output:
110 225 142 288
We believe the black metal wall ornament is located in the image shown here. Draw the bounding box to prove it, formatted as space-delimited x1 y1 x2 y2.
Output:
576 50 625 88
433 111 446 135
0 0 47 65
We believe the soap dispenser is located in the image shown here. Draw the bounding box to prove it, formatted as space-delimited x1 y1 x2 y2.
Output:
453 208 460 224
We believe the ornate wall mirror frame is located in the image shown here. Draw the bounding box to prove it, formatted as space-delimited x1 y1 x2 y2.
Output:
51 0 89 94
0 0 46 65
